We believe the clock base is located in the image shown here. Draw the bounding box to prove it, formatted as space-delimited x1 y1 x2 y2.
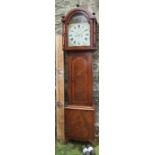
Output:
65 105 95 143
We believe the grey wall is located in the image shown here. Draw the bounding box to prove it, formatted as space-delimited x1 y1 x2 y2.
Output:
55 0 99 135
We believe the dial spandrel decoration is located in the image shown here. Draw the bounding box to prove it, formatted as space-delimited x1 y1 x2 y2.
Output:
68 13 90 47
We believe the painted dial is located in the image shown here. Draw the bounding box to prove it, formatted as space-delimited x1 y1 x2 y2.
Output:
68 23 90 46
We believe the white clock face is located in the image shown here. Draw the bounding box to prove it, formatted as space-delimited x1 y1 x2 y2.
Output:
68 23 90 47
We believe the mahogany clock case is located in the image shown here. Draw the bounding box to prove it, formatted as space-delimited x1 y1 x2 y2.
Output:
62 7 98 143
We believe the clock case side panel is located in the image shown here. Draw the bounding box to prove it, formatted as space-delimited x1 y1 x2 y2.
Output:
62 8 97 51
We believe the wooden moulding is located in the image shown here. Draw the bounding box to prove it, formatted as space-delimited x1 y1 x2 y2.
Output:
56 35 65 141
65 105 95 111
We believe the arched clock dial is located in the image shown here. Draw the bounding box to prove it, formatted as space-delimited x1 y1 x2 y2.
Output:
68 23 90 46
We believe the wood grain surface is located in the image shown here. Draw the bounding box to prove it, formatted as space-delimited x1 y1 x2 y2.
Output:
56 35 65 140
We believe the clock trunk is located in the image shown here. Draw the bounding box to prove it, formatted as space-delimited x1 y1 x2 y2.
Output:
67 52 93 106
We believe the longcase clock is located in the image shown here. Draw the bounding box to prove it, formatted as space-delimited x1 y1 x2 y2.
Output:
62 6 97 143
